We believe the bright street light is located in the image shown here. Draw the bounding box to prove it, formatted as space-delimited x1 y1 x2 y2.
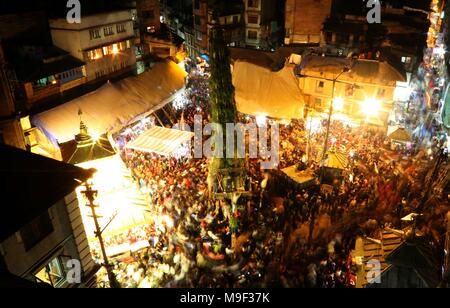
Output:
362 98 381 116
333 97 344 111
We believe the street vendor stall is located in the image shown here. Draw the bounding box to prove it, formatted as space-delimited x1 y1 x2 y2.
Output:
321 150 349 184
387 127 412 150
125 126 194 157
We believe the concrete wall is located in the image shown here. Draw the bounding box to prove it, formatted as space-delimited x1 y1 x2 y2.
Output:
0 192 94 286
193 0 208 53
50 10 137 82
244 0 262 47
137 0 161 33
84 48 136 81
299 76 394 124
285 0 332 44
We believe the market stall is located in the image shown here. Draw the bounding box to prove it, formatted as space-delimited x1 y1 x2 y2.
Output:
125 126 194 157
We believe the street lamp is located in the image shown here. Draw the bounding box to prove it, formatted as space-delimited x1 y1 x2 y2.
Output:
321 67 351 173
333 97 345 112
81 182 121 288
362 98 382 117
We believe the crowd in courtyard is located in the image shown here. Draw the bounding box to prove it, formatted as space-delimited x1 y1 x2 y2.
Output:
92 64 449 288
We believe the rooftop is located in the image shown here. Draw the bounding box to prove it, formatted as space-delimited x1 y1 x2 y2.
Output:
298 55 406 86
0 144 94 242
11 46 85 82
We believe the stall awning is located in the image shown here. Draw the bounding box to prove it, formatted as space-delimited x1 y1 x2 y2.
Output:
388 127 412 143
126 126 194 156
31 60 187 144
324 150 348 170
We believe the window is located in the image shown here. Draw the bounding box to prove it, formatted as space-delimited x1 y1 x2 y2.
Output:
247 30 257 40
325 32 332 43
194 15 201 26
104 26 114 36
196 31 203 41
116 23 126 33
248 0 258 8
20 211 53 251
316 81 324 93
345 84 355 97
142 10 155 19
89 29 101 40
248 14 258 24
147 26 156 33
377 88 385 99
87 48 103 60
233 15 238 24
35 256 73 287
401 56 411 64
126 40 131 49
194 0 200 10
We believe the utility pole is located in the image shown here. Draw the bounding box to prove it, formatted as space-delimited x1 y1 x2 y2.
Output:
319 67 350 184
81 182 120 288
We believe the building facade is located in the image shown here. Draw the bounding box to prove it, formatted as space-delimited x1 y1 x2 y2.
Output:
0 145 97 287
49 10 137 82
297 56 406 127
285 0 333 45
193 0 209 55
0 42 27 150
243 0 278 49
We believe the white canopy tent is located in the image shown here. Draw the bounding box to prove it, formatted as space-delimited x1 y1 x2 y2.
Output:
232 60 305 120
76 154 152 240
32 60 187 145
126 126 194 156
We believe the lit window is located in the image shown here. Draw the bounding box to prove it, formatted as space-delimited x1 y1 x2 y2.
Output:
401 56 411 64
88 48 103 60
112 44 119 55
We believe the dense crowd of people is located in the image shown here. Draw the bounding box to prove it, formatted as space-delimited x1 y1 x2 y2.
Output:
92 64 448 288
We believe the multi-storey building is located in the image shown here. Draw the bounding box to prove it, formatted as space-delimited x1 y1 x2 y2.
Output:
137 0 161 35
0 42 26 150
193 0 209 55
321 0 431 75
284 0 333 45
0 144 98 287
208 0 245 48
243 0 279 49
10 45 87 109
192 0 247 56
297 55 406 127
49 10 137 82
160 0 196 57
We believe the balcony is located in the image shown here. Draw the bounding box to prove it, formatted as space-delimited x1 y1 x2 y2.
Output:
26 83 60 105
